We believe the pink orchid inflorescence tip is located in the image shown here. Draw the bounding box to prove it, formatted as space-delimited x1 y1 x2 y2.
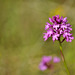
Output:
43 15 74 42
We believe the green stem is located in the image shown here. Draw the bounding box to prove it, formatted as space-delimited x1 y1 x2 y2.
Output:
59 42 71 75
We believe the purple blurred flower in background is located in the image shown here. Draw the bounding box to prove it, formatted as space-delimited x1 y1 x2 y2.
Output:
43 15 74 42
39 56 60 71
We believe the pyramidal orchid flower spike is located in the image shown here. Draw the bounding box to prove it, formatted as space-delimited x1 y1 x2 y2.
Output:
43 15 74 75
39 56 60 71
43 15 74 42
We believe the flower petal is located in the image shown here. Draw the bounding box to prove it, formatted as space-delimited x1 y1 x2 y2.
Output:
42 56 52 63
53 57 60 63
39 62 47 71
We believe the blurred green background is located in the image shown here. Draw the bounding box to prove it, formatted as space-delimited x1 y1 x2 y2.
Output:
0 0 75 75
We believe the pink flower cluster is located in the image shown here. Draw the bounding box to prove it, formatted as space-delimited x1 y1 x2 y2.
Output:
43 15 74 42
39 56 60 71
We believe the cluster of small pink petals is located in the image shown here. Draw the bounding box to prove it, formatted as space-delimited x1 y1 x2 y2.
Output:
39 56 60 71
43 15 74 42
